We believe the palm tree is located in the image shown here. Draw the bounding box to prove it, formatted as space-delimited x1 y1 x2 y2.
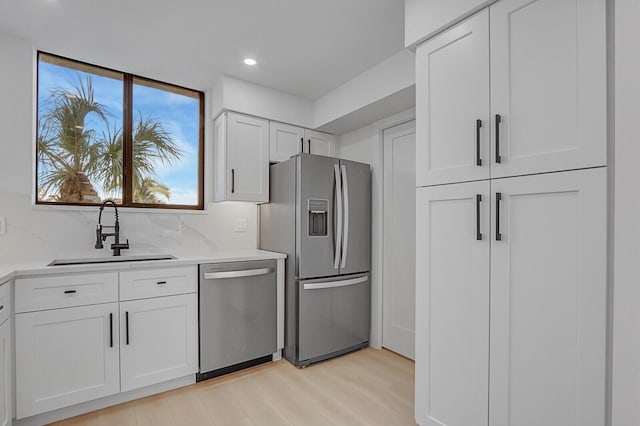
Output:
38 75 182 204
38 76 108 202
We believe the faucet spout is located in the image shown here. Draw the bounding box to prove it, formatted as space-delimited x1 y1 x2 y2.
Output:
95 200 129 256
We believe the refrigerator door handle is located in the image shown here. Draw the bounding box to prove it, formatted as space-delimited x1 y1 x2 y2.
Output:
340 164 349 269
303 275 368 290
334 164 343 269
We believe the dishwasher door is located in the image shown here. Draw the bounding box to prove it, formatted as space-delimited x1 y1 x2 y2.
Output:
199 260 277 375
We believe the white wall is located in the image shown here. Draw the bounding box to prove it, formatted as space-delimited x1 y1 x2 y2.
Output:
314 50 415 130
211 75 314 128
404 0 495 48
612 0 640 424
338 108 415 349
0 32 258 264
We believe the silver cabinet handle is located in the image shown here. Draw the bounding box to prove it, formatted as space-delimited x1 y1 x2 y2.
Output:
340 164 349 269
334 164 343 269
203 268 275 280
304 275 368 290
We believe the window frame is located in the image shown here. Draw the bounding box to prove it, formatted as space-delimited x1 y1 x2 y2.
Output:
35 51 205 211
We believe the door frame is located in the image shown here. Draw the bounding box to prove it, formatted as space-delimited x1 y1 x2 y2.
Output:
364 108 416 350
382 119 416 358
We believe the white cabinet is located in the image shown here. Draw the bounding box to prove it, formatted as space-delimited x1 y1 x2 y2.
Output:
416 10 490 187
304 129 335 157
269 121 304 162
15 266 199 419
415 181 490 426
269 122 336 163
15 303 120 418
0 317 11 426
214 111 269 202
490 0 606 178
120 294 198 392
416 0 606 186
489 168 606 425
414 168 606 426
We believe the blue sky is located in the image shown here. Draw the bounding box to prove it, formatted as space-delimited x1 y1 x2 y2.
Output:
38 60 200 205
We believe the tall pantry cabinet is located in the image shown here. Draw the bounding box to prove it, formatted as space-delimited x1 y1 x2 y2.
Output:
414 0 607 425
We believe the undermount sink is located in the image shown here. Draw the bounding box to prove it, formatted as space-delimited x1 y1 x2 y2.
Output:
47 254 177 266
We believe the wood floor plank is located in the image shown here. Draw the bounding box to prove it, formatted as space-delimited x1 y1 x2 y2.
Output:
47 348 416 426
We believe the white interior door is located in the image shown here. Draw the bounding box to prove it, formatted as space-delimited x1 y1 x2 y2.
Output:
383 121 416 359
490 168 607 426
415 180 490 426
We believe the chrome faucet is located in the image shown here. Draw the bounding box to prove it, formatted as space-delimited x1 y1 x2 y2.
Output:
95 200 130 256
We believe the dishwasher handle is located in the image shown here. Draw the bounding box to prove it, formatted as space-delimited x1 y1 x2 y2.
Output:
203 267 275 280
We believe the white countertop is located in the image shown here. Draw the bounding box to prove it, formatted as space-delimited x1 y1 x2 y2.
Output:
0 249 286 284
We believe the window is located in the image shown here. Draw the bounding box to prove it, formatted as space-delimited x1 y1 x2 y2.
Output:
36 52 204 209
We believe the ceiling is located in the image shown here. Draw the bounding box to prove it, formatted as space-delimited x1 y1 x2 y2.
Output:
0 0 405 100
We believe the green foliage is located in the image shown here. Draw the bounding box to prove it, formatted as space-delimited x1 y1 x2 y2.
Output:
37 75 182 204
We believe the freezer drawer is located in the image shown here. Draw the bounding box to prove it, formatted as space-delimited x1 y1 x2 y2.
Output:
199 261 277 375
298 273 370 363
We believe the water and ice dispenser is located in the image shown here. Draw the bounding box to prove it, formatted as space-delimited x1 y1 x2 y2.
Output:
308 199 328 237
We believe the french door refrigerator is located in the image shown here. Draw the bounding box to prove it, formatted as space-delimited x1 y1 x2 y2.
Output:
260 153 371 367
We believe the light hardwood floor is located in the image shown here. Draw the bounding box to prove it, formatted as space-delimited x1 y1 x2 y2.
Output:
49 348 416 426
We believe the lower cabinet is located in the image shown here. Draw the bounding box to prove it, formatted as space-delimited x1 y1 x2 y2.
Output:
120 294 198 392
15 303 120 418
415 167 607 426
0 318 11 426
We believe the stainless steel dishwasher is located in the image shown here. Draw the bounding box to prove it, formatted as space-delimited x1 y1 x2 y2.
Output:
197 260 277 381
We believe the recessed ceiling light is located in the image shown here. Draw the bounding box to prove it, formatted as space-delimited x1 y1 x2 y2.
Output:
244 58 257 66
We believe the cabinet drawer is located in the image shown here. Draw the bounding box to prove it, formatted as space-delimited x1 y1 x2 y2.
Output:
119 266 197 300
0 282 9 325
15 272 118 313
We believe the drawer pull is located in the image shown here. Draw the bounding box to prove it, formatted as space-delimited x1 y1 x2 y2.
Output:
156 281 167 285
64 290 77 295
0 305 3 311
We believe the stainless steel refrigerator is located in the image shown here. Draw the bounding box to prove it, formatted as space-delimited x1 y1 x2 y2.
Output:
260 153 371 367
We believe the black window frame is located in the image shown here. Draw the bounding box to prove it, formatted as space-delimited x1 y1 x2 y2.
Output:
35 51 205 210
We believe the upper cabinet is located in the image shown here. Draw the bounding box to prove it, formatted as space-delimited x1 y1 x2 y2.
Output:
416 10 490 187
304 129 335 157
416 0 606 187
270 122 304 163
214 112 270 203
269 122 336 163
490 0 606 178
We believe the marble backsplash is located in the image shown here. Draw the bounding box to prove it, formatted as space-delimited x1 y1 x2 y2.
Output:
0 190 258 265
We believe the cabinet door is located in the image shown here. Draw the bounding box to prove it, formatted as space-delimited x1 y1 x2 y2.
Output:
490 168 606 426
415 181 490 426
0 320 10 426
120 294 198 392
270 121 303 162
490 0 606 178
304 129 335 157
15 303 120 418
415 10 490 187
226 112 269 202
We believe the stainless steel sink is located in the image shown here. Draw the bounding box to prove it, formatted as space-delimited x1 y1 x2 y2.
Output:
48 254 176 266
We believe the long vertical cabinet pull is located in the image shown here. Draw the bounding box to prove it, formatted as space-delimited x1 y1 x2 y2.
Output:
231 169 235 194
125 311 130 345
476 194 483 241
495 114 502 163
308 139 311 153
495 192 503 241
334 164 343 269
476 119 483 166
300 137 304 153
109 313 113 348
340 164 349 268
